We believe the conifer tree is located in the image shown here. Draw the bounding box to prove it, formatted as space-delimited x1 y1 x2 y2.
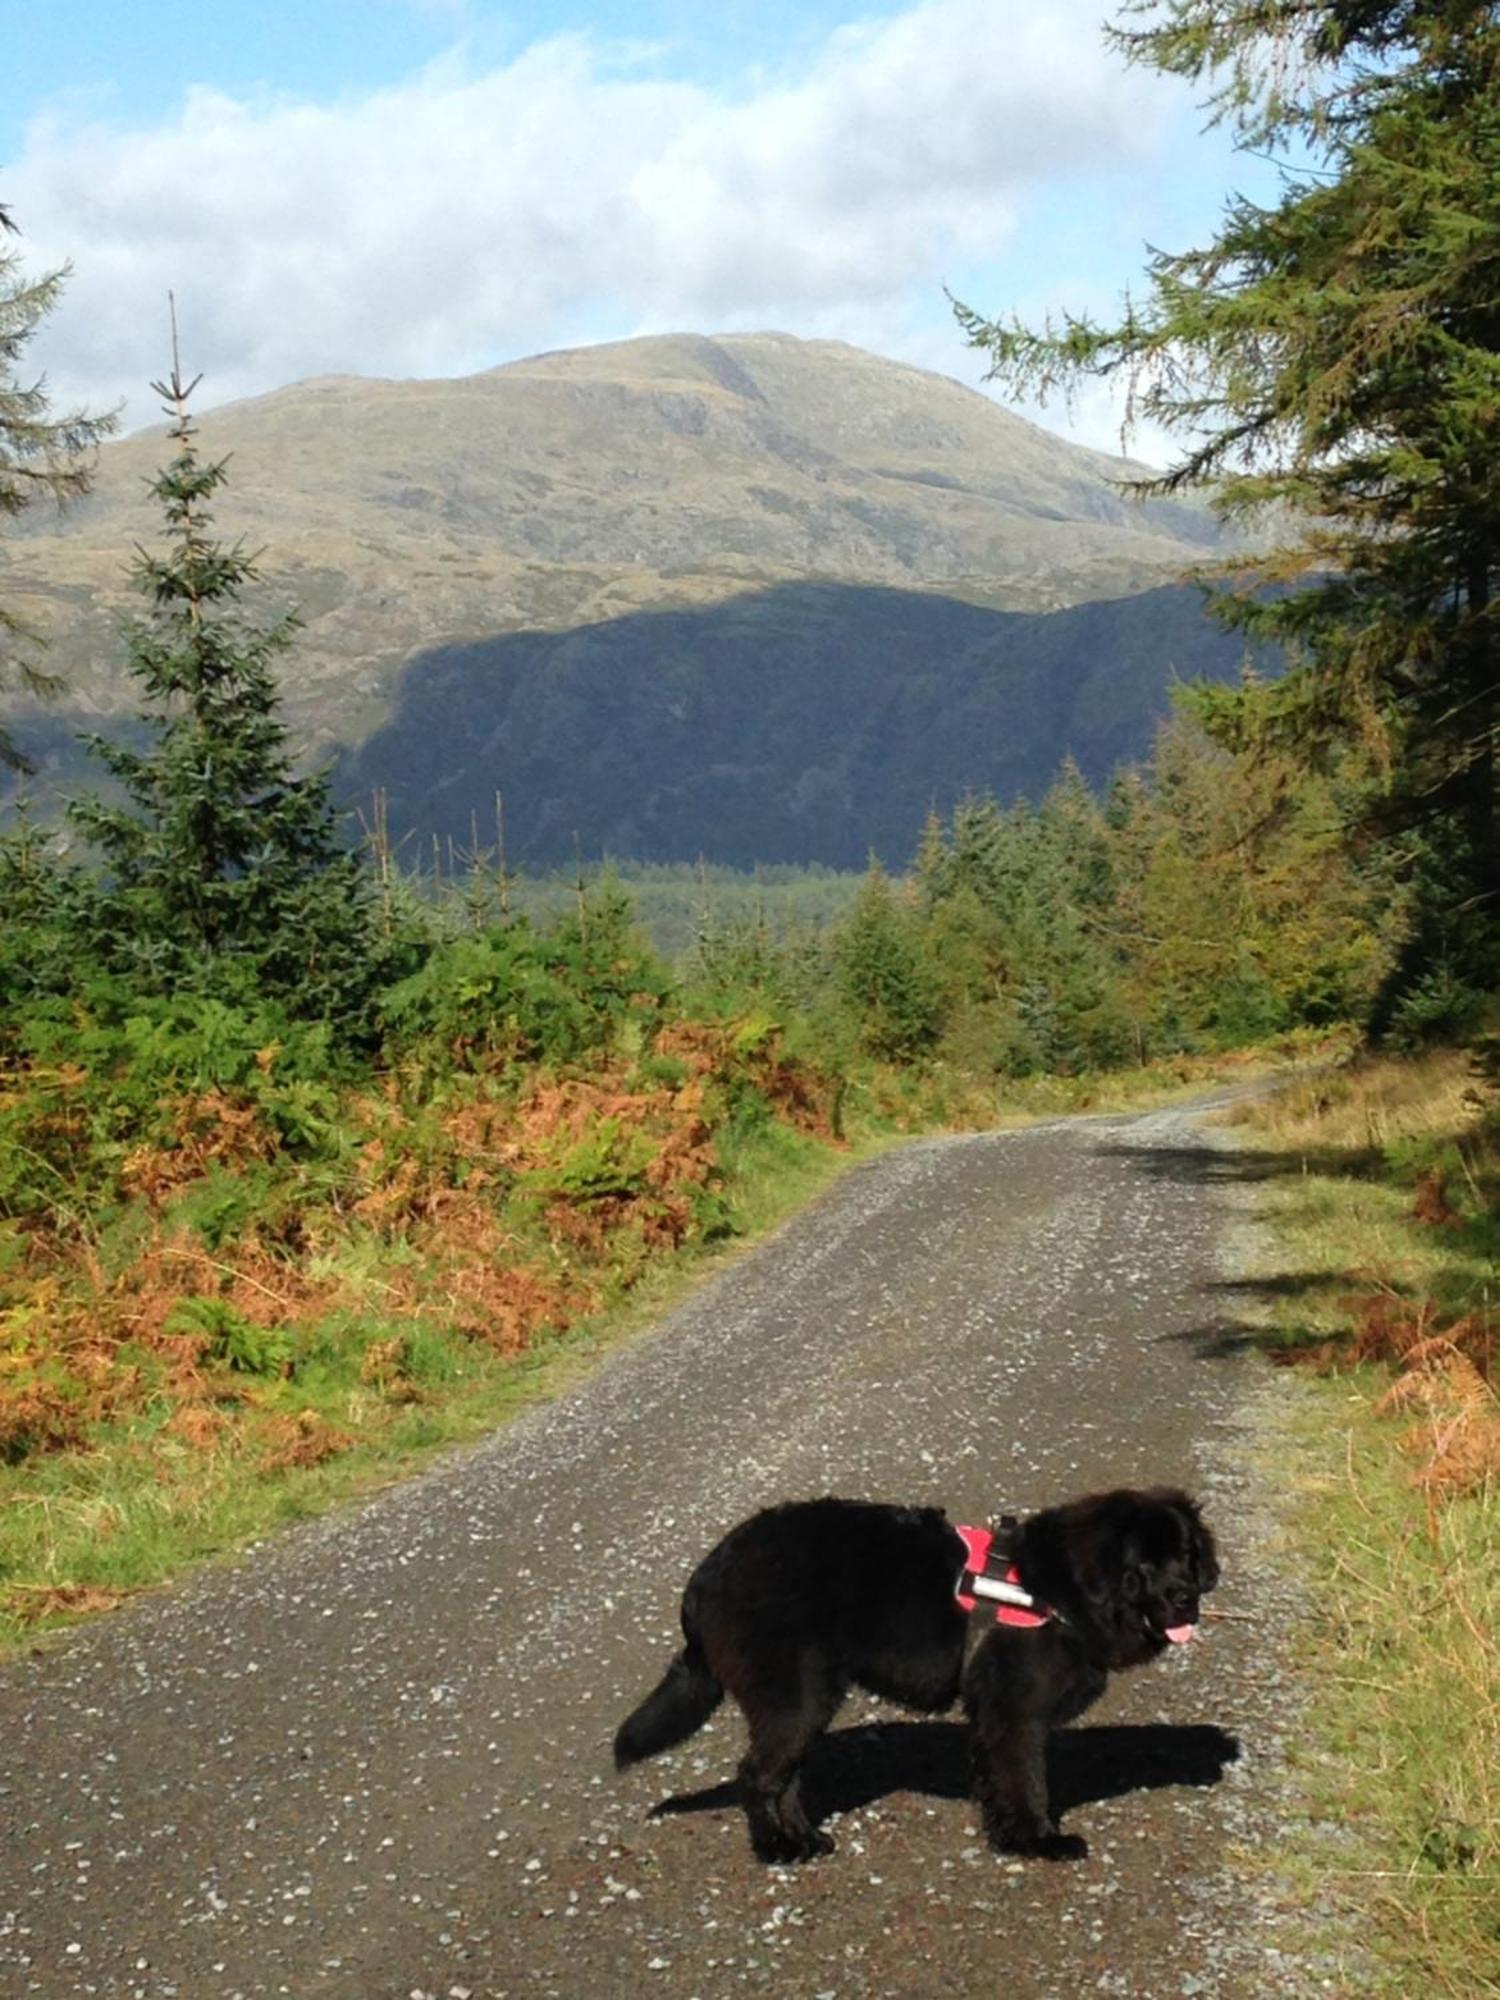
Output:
957 1 1500 1001
836 859 943 1059
0 202 117 769
69 331 381 1022
913 806 951 909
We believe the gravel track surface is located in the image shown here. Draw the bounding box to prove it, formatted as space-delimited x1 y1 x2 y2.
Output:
0 1098 1313 2000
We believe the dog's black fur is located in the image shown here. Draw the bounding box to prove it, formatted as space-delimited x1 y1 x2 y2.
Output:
614 1487 1218 1863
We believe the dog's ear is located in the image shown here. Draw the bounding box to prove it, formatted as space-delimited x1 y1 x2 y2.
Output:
1117 1527 1146 1604
1184 1504 1220 1594
1023 1509 1116 1613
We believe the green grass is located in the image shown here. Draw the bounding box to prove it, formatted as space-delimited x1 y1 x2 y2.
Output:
1227 1050 1500 1996
1269 1387 1499 1997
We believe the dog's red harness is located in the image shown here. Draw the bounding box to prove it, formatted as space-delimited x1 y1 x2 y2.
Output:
954 1520 1054 1629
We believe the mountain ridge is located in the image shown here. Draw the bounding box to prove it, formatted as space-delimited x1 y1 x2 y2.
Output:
1 330 1253 864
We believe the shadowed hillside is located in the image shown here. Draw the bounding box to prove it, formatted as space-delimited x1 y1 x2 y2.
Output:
338 579 1263 868
1 331 1262 856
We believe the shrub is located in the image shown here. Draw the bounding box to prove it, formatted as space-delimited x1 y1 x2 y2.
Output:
1386 962 1488 1052
379 900 671 1071
162 1296 293 1377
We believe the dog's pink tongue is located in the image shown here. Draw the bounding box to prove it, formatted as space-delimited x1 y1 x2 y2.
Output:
1164 1623 1196 1644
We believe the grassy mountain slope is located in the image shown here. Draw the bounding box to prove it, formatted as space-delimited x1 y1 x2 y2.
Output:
2 330 1248 860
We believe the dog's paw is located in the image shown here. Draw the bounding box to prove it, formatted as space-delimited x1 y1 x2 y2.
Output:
984 1819 1088 1863
753 1827 836 1865
1031 1830 1088 1863
784 1827 836 1863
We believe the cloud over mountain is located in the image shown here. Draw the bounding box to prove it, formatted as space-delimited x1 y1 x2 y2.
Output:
12 1 1181 434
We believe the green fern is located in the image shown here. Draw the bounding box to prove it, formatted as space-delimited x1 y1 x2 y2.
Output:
163 1295 293 1378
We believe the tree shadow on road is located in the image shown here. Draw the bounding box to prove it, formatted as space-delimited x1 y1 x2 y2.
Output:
1097 1115 1402 1193
1158 1318 1265 1361
1097 1138 1311 1187
1161 1266 1362 1362
1103 1126 1391 1363
646 1719 1240 1830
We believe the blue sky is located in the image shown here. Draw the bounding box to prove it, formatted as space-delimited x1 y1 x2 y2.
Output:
6 3 850 152
4 4 868 155
4 0 1272 453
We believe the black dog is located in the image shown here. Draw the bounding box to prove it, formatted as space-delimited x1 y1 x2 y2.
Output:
614 1487 1218 1863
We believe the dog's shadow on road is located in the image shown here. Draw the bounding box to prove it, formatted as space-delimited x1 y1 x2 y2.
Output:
648 1720 1240 1828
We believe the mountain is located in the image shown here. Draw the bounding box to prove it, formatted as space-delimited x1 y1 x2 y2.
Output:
1 331 1254 864
339 580 1258 870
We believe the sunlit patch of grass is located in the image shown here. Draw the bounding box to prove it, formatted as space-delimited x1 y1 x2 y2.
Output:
1227 1045 1478 1159
1231 1046 1500 1995
1274 1393 1499 1997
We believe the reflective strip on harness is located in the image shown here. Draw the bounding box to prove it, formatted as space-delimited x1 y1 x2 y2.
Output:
954 1522 1052 1629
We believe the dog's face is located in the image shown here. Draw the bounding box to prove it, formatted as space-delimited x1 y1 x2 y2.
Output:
1026 1487 1219 1668
1112 1490 1219 1663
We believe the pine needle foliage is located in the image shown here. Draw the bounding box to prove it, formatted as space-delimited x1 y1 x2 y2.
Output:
836 860 944 1060
956 1 1500 1006
0 202 117 768
67 340 385 1026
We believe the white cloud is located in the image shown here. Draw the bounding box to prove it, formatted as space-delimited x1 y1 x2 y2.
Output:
11 0 1187 444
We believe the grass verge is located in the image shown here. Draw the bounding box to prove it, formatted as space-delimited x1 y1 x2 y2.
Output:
1226 1047 1499 1996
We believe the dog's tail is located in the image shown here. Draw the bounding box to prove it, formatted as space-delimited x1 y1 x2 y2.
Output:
613 1634 723 1769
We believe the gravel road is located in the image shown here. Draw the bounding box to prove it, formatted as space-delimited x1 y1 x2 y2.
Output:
0 1098 1316 2000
